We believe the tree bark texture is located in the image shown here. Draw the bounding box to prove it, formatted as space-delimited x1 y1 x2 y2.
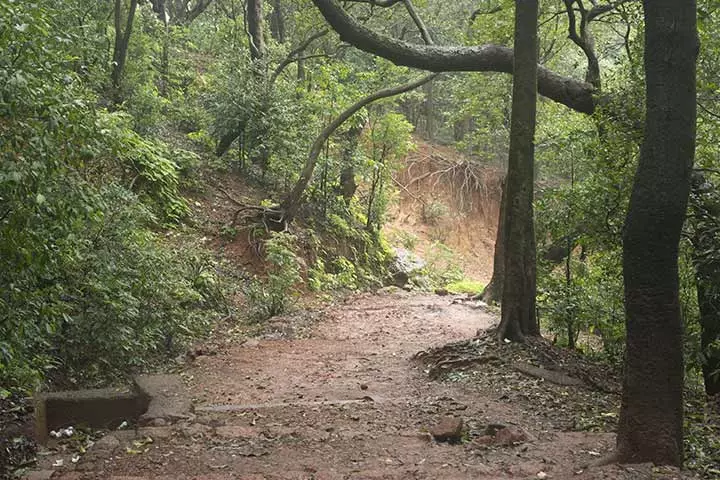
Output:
280 74 438 222
111 0 139 92
309 0 595 114
270 0 286 43
481 176 506 304
248 0 266 60
496 0 539 343
617 0 697 466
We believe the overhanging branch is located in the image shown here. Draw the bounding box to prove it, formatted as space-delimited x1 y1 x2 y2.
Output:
310 0 596 114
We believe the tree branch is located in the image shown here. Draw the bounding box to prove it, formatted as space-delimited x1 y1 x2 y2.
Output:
280 73 439 221
470 5 503 23
270 29 329 83
342 0 404 6
402 0 432 45
563 0 601 88
183 0 214 25
310 0 596 114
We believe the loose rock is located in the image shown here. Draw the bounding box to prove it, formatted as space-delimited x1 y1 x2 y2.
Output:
494 426 531 446
429 416 464 443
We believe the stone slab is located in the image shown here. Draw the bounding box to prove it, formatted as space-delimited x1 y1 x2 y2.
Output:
35 388 148 444
133 374 192 425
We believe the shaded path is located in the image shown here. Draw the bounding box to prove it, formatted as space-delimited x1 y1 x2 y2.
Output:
52 292 617 480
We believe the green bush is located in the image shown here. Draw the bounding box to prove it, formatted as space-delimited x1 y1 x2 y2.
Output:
245 233 302 321
0 1 224 394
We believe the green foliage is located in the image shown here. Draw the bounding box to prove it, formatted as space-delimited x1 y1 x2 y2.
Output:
445 280 484 295
422 200 450 226
309 257 360 292
394 231 418 250
362 111 415 230
101 112 191 222
422 242 464 288
0 0 225 394
245 233 302 321
685 396 720 477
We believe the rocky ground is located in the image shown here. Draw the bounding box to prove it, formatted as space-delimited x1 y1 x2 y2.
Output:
23 291 693 480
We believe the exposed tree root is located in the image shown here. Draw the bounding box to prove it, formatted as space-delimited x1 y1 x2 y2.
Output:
511 362 583 387
414 328 620 394
217 186 288 232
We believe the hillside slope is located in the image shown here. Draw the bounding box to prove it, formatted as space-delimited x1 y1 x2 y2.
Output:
385 139 503 284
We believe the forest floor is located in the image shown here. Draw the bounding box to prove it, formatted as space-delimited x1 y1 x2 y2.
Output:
40 291 690 480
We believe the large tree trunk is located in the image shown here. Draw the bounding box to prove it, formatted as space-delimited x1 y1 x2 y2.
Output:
496 0 539 343
480 177 506 304
616 0 697 466
111 0 139 97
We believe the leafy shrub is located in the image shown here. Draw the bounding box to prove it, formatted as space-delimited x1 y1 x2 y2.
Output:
0 1 224 394
246 233 302 321
422 200 450 226
394 231 418 250
309 256 361 292
422 242 464 288
100 112 191 223
445 280 485 295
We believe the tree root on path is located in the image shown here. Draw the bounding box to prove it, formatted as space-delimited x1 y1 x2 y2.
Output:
414 329 620 394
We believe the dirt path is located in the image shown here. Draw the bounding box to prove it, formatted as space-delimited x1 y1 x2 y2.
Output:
51 292 628 480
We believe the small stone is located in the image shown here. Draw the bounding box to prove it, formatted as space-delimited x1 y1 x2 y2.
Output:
483 423 507 436
215 426 258 438
92 434 121 452
429 416 464 443
417 432 433 442
179 423 212 438
152 418 168 427
23 470 55 480
473 435 494 446
494 426 531 446
137 427 174 439
359 384 369 391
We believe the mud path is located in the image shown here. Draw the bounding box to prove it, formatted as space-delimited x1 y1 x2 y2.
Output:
52 292 620 480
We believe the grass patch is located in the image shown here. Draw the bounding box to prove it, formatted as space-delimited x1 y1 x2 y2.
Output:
445 280 484 295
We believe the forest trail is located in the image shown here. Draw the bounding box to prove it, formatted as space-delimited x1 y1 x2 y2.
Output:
42 291 647 480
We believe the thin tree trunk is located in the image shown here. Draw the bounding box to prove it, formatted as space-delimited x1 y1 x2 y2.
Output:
280 74 438 222
690 174 720 397
697 260 720 396
339 123 363 204
496 0 539 342
616 0 697 466
247 0 266 61
270 0 286 43
423 80 435 141
480 176 506 304
111 0 139 97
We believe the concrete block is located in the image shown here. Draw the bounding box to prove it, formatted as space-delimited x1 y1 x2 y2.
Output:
35 388 148 444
